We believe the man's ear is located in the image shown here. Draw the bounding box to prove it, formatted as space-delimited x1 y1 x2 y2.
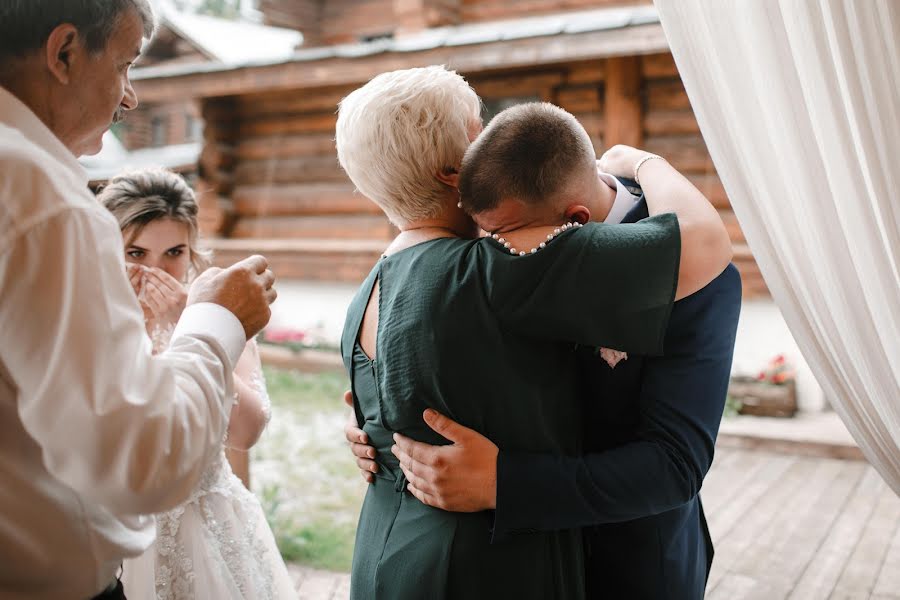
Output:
436 166 460 189
564 204 591 225
44 24 80 85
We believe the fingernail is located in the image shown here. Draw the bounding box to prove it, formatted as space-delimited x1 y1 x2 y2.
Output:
367 449 375 459
392 433 400 442
423 409 435 419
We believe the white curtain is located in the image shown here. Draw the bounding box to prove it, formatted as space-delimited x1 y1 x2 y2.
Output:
653 0 900 493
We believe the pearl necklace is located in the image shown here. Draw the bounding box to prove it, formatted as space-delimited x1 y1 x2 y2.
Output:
490 221 583 256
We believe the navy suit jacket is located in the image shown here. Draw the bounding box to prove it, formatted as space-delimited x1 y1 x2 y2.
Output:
493 192 742 599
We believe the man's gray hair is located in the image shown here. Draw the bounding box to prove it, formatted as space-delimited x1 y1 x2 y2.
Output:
0 1 156 59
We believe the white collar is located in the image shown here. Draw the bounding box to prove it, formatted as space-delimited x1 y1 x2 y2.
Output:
0 86 88 183
599 172 640 224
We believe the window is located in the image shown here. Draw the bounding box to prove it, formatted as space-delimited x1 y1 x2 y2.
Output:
151 116 167 147
186 114 203 142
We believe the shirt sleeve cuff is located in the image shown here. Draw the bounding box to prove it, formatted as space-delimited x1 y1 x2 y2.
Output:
172 302 247 371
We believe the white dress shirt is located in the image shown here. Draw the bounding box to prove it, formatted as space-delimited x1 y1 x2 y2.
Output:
600 172 641 225
0 87 247 600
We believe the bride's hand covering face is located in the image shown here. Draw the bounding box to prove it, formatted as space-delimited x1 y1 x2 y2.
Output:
123 217 191 323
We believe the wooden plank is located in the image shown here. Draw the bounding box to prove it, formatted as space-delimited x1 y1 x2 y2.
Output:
706 453 797 543
727 457 846 576
232 184 381 216
645 78 692 112
643 134 715 174
644 108 701 136
721 209 746 245
706 573 761 600
237 112 338 137
705 457 821 592
736 460 865 597
686 173 729 208
701 450 781 525
233 156 349 186
555 85 602 114
234 134 338 161
831 483 900 597
789 467 886 599
209 238 384 283
236 87 351 117
470 71 564 100
641 52 679 79
573 112 604 138
231 214 395 240
872 513 900 598
566 60 605 85
133 23 670 102
604 55 643 148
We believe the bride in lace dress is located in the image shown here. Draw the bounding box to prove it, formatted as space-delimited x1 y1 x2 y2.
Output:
98 169 296 600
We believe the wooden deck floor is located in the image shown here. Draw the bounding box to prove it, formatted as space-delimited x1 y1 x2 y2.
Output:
289 448 900 599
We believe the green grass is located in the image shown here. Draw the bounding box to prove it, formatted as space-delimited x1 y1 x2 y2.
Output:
252 366 366 572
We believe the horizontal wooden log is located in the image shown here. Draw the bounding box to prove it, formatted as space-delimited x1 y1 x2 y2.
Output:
644 108 700 136
645 79 692 112
573 111 604 138
555 85 602 114
232 184 382 216
207 237 386 283
234 134 337 161
471 71 564 100
641 52 679 79
686 173 729 208
237 112 337 138
720 208 746 245
643 134 715 174
235 87 351 118
231 214 395 240
198 142 235 174
233 155 349 186
565 60 605 85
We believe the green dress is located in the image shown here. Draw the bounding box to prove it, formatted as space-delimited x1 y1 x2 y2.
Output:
341 216 681 600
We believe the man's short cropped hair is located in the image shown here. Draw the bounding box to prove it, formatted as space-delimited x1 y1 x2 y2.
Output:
459 102 596 214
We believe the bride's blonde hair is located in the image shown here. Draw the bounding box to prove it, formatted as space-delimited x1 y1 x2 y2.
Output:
98 168 212 280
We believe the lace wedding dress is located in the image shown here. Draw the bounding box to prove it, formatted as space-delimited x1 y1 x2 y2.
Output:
122 324 296 600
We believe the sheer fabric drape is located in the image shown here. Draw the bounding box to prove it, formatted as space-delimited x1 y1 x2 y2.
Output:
654 0 900 492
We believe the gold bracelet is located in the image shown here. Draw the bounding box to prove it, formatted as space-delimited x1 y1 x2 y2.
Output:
633 154 666 185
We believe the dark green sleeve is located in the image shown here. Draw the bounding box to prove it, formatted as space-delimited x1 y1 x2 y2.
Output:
482 213 680 355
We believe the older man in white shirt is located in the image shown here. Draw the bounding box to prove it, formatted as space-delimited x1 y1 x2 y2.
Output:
0 2 277 598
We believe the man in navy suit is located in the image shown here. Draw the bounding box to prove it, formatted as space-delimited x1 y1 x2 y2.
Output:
491 179 742 598
347 152 741 598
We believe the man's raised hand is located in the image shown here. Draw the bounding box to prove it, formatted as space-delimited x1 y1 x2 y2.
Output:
188 255 277 340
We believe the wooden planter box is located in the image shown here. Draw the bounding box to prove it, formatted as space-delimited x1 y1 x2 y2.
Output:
729 376 798 418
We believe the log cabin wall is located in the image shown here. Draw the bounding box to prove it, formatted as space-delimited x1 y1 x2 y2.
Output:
199 56 766 296
638 53 765 297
